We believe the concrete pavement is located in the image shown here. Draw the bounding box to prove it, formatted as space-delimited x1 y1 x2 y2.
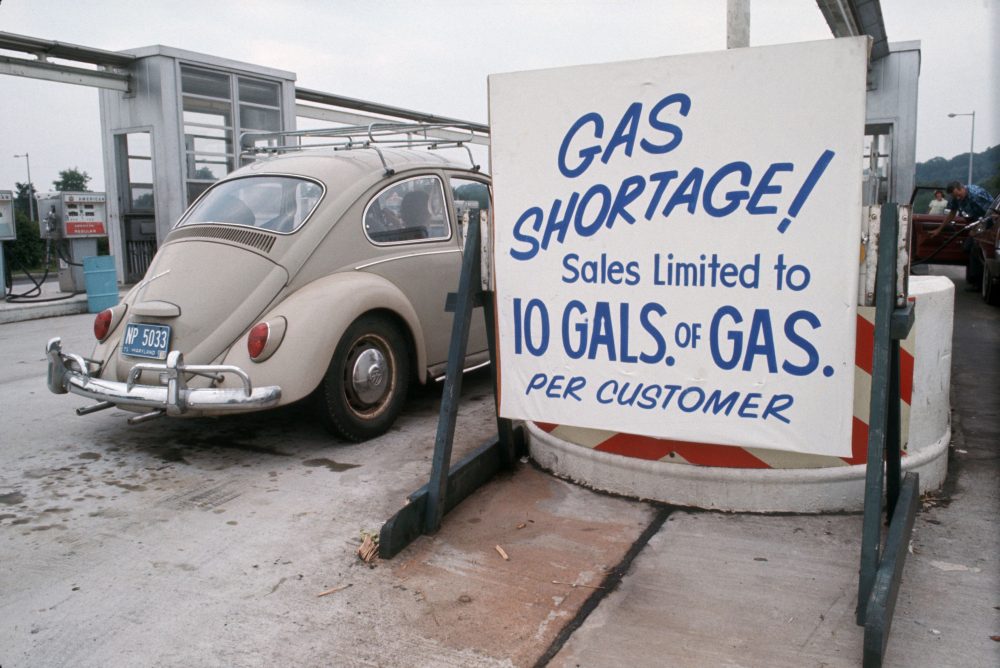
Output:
1 275 110 324
1 267 997 667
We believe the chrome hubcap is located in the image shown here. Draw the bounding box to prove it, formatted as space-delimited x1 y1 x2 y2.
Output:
351 346 389 406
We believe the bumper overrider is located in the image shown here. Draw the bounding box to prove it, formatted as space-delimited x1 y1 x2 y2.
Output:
46 338 281 423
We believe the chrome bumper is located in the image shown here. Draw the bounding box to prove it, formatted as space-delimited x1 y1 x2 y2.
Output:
46 337 281 422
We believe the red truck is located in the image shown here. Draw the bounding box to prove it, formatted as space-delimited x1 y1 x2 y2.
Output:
910 186 1000 305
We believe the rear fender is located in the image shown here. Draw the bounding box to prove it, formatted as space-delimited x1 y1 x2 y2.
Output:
220 272 427 404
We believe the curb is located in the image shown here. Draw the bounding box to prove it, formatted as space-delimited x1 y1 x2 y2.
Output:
527 421 950 513
0 294 92 324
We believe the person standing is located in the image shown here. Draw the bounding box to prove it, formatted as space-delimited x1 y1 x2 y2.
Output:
927 189 948 215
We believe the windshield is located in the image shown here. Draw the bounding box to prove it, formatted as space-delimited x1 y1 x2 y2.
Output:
179 176 323 233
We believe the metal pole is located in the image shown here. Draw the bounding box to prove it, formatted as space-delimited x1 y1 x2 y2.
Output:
968 111 975 185
857 202 898 624
885 343 902 519
13 152 35 223
727 0 750 49
947 112 975 185
424 215 482 533
0 240 6 296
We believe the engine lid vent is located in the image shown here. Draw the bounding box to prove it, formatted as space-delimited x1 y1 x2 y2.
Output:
167 225 276 253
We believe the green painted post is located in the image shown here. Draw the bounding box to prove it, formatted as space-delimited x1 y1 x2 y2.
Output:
857 202 898 624
424 215 482 534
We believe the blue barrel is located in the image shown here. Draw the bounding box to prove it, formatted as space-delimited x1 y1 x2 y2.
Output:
83 256 119 313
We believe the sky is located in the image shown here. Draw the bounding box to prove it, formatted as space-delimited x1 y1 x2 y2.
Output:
0 0 996 193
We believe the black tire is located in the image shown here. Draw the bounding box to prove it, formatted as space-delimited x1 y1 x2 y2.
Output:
965 250 983 285
316 314 410 442
983 262 1000 306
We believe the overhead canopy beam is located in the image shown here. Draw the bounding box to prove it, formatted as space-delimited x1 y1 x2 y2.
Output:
0 31 488 137
0 30 133 92
815 0 889 60
296 87 489 136
0 31 135 67
0 55 129 91
295 103 489 146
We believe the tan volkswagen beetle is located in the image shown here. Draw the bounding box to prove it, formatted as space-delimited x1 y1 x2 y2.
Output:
46 127 491 441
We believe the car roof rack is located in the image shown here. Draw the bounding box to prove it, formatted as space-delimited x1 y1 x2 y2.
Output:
239 122 489 175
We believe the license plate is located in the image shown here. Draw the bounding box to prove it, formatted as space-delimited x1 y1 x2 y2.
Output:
122 323 172 360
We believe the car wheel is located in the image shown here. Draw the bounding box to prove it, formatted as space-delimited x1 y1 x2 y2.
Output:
965 251 983 285
317 314 410 442
983 262 1000 306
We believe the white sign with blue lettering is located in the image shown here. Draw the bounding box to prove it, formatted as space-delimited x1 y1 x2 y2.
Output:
489 38 868 456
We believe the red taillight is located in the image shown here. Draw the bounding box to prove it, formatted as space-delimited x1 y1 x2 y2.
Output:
94 309 113 341
248 322 270 359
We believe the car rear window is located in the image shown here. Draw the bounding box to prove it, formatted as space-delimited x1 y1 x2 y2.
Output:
179 175 323 234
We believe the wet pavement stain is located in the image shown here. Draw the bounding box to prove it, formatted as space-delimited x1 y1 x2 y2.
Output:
174 431 293 457
1 492 25 505
302 458 360 472
163 436 294 459
23 468 72 480
266 576 288 596
149 447 189 465
151 561 197 572
211 441 293 457
106 481 148 492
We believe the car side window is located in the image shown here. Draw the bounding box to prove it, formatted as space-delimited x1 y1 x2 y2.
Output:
364 176 450 245
450 178 490 247
451 178 490 221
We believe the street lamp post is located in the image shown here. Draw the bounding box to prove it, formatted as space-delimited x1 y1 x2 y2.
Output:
947 111 976 185
12 152 37 224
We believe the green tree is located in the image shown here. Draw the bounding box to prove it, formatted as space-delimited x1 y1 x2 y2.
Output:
454 183 490 210
982 171 1000 196
53 167 91 192
915 145 1000 189
5 209 46 270
5 181 48 272
14 181 36 220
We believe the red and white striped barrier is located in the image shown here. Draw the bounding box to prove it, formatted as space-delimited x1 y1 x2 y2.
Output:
527 277 953 512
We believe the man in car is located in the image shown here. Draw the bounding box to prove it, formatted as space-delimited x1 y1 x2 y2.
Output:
928 180 995 238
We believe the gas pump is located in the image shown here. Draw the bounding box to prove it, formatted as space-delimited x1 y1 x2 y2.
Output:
0 191 15 296
37 192 108 293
